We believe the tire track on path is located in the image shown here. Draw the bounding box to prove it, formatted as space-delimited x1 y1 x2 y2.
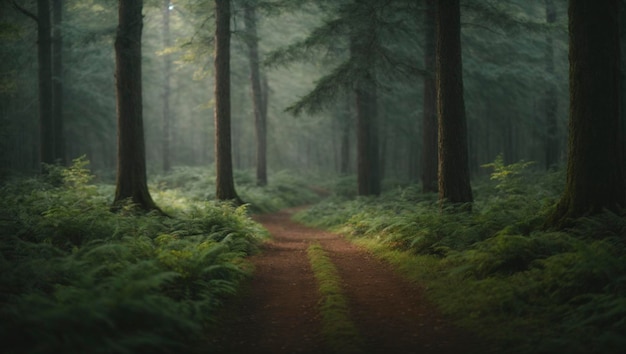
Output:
212 207 480 354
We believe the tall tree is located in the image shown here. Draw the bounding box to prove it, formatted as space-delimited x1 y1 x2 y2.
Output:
436 0 473 207
162 0 172 173
244 1 268 186
214 0 241 202
543 0 558 169
421 0 437 193
113 0 158 210
351 1 380 196
51 0 65 165
548 0 625 226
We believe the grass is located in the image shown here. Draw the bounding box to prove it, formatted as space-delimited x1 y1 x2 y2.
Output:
307 242 363 353
296 158 626 354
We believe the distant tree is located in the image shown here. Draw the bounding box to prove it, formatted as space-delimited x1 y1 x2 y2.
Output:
543 0 558 169
548 0 625 226
243 1 268 186
421 0 437 193
51 0 65 165
214 0 242 202
162 0 172 173
13 0 54 170
436 0 473 208
113 0 158 211
349 0 381 196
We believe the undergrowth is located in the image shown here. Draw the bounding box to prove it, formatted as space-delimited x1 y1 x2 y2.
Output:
296 156 626 354
307 242 363 353
0 158 270 354
152 167 320 213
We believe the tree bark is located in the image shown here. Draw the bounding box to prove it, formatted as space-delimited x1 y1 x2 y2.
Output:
351 3 380 197
549 0 625 226
421 0 437 193
244 3 268 186
51 0 65 165
37 0 54 169
162 0 172 173
113 0 158 211
544 0 559 169
214 0 242 202
436 0 473 208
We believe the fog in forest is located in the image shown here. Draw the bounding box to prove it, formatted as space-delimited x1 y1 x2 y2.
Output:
1 0 569 184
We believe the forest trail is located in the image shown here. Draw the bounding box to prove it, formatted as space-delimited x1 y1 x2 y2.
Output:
211 207 479 354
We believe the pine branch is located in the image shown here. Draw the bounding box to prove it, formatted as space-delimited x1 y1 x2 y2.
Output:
12 1 39 23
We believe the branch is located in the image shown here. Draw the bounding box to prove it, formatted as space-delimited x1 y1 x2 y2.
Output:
12 1 39 23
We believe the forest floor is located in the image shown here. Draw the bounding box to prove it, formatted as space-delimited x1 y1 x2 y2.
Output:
210 207 483 354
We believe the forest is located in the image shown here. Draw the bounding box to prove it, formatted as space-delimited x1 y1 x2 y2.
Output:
0 0 625 353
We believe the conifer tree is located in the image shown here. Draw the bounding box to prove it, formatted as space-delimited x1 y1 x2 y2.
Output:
548 0 625 226
113 0 159 211
436 0 473 208
214 0 242 202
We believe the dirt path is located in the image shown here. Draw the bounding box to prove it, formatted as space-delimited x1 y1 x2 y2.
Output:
211 207 480 354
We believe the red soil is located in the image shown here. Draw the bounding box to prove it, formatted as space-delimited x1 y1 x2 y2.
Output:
210 207 483 354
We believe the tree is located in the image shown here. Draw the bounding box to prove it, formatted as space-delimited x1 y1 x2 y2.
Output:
436 0 473 208
214 0 242 202
113 0 158 211
162 0 172 173
543 0 558 169
13 0 54 170
351 1 380 196
548 0 625 226
51 0 65 165
421 0 437 193
243 1 268 186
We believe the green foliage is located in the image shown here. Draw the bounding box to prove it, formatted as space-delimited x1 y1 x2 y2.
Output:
298 159 626 353
0 160 267 353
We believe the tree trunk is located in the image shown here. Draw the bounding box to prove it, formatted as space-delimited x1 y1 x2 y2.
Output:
421 0 437 193
544 0 559 169
244 3 268 186
162 0 172 173
113 0 158 211
351 6 380 197
51 0 65 165
214 0 241 203
549 0 625 226
436 0 473 208
37 0 54 169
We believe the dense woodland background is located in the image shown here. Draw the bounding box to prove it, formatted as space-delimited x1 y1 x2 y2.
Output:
1 0 626 353
1 0 571 182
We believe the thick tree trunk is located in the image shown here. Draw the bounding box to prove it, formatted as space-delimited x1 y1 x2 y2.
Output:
421 0 437 193
37 0 54 169
162 0 172 173
214 0 241 202
436 0 473 208
113 0 158 211
51 0 65 165
244 3 268 186
549 0 625 226
544 0 559 169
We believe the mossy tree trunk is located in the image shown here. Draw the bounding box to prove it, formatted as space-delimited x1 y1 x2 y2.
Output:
244 2 268 187
214 0 242 203
549 0 625 227
436 0 473 208
113 0 158 211
421 0 437 193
